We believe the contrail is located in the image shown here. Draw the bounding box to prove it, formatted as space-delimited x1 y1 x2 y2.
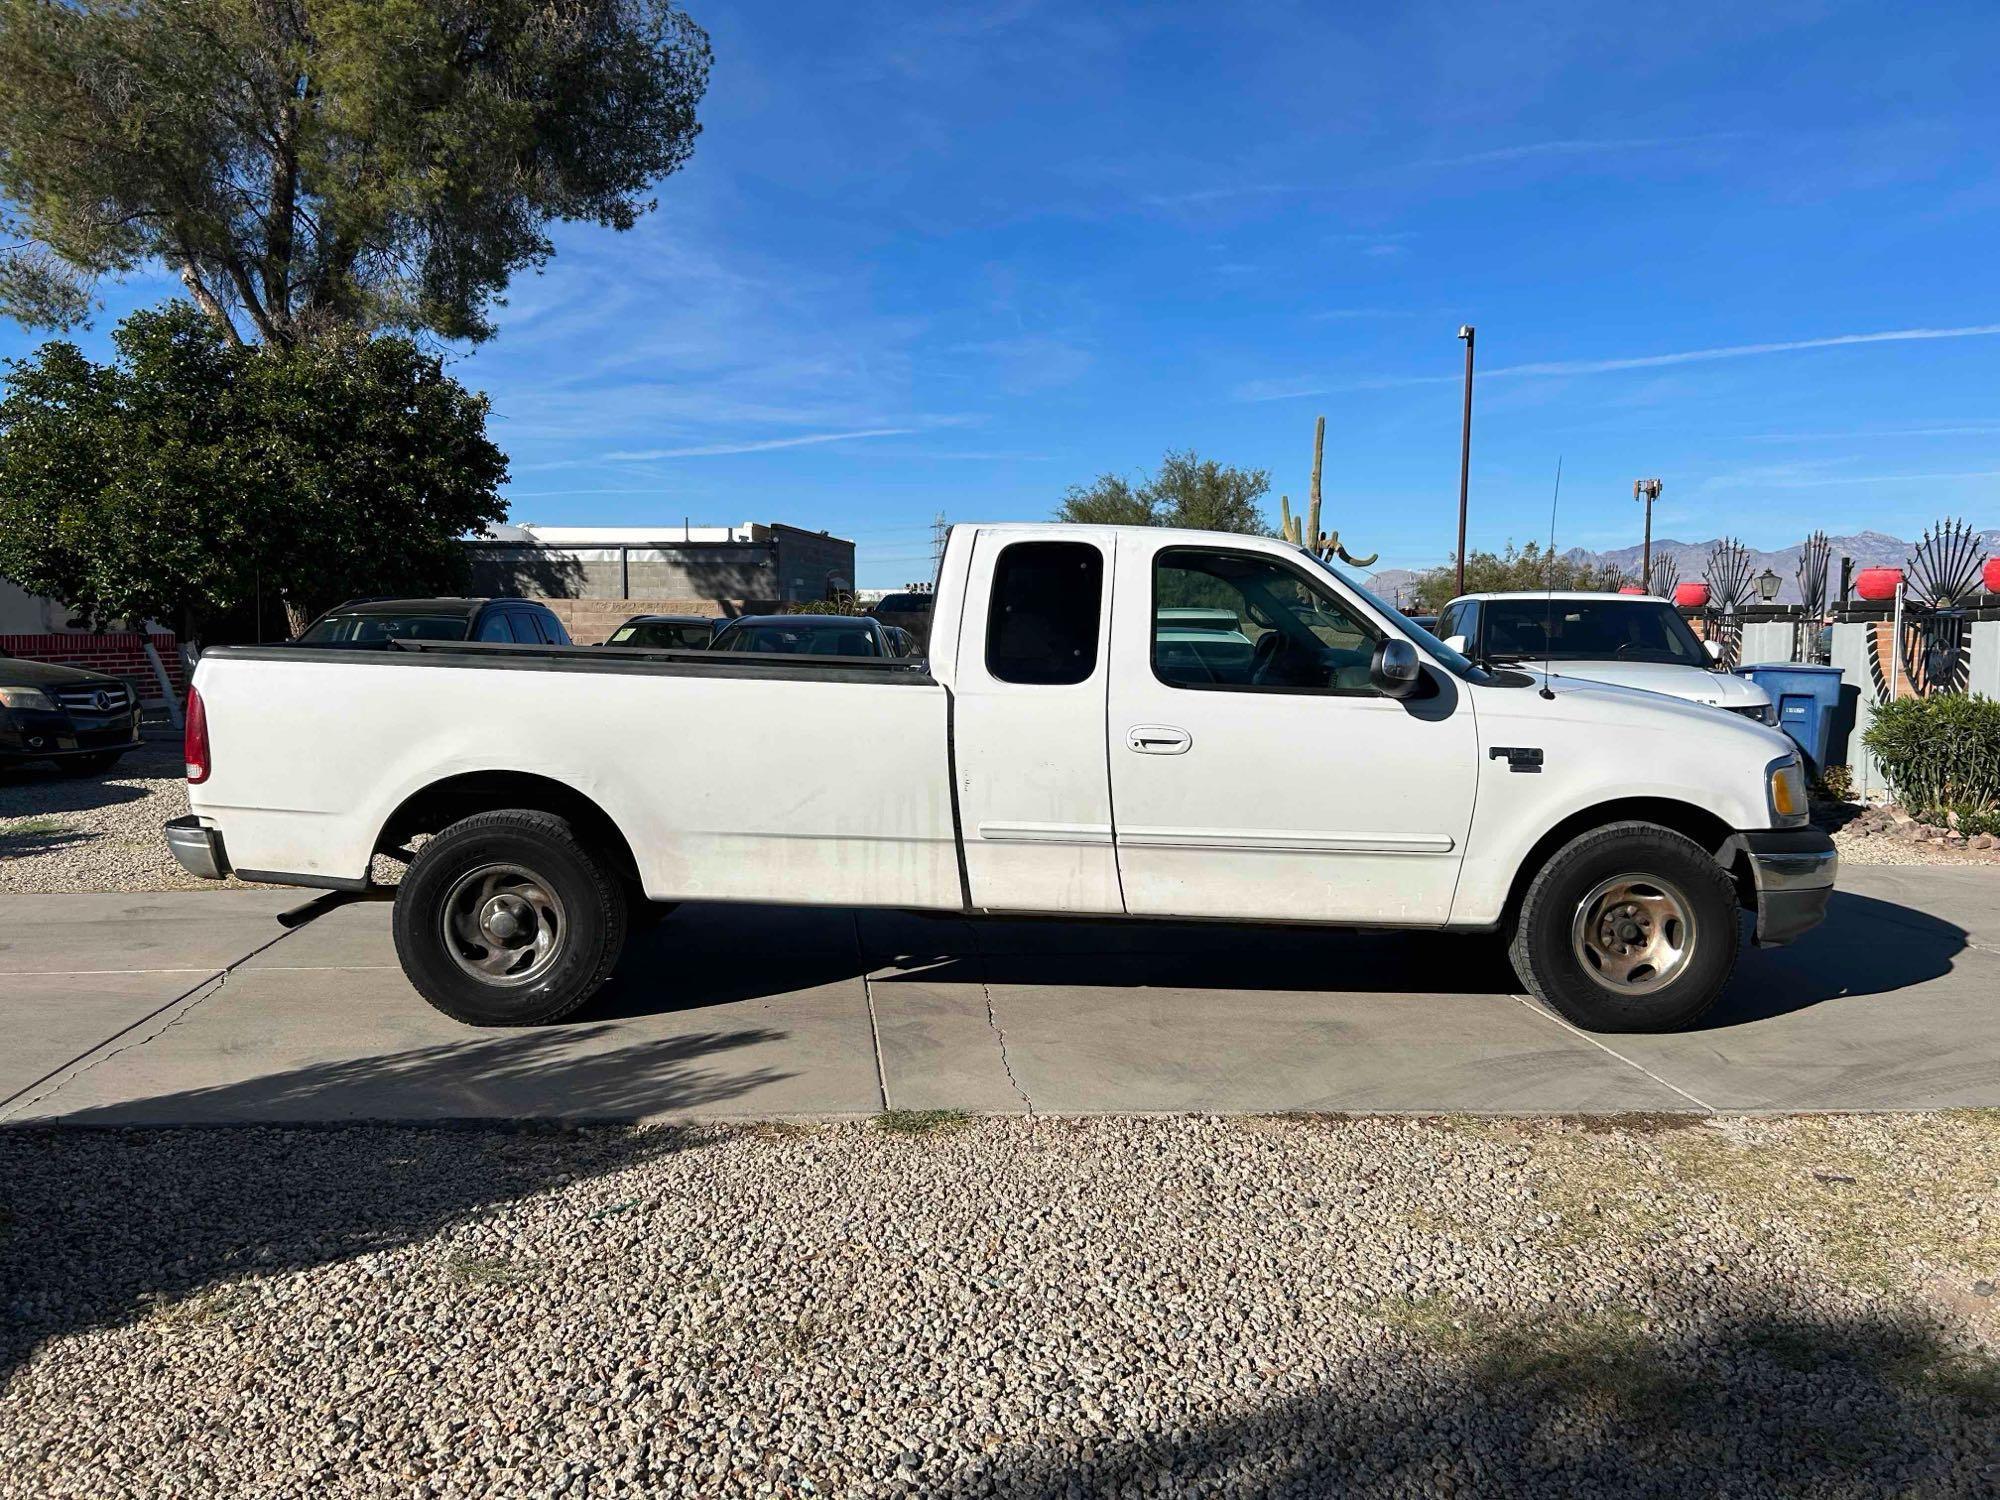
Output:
1239 324 2000 402
604 428 915 460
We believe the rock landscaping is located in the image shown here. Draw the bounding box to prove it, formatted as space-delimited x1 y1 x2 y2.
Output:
1825 801 2000 866
2 1113 1995 1498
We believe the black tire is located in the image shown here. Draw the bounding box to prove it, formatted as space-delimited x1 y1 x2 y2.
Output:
1507 820 1740 1033
62 751 124 776
392 808 628 1026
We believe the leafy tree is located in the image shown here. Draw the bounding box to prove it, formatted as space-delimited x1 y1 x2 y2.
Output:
1407 542 1631 612
0 0 711 347
1055 450 1271 533
0 303 507 641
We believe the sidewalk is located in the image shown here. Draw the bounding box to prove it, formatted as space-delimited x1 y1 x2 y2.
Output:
4 866 1998 1124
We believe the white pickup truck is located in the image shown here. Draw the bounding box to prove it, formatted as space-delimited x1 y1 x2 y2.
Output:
166 524 1835 1034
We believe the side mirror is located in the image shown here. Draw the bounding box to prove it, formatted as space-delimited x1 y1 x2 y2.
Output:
1443 633 1469 655
1371 637 1422 698
1704 639 1724 662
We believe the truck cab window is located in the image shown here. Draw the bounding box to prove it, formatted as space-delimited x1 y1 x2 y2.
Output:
986 541 1104 685
1154 548 1378 693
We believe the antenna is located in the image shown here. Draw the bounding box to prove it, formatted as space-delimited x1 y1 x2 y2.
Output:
1540 457 1562 700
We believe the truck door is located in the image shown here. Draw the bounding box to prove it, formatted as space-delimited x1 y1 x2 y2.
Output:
1106 534 1478 925
951 530 1123 913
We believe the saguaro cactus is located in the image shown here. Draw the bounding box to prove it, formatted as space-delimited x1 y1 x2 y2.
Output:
1294 416 1378 567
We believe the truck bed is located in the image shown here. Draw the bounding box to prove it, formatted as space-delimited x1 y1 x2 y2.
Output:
189 641 961 906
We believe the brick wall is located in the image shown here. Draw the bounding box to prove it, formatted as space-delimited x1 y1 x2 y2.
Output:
0 631 187 704
537 598 781 645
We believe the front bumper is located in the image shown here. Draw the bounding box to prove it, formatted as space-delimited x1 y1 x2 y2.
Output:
164 815 231 881
1724 828 1837 946
0 706 144 763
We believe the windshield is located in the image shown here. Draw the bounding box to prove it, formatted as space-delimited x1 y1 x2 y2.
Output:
1480 599 1711 667
714 620 880 657
297 612 467 644
1307 557 1489 681
608 621 712 649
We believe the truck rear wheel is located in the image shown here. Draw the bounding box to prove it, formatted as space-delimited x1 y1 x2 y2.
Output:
1507 820 1739 1033
392 809 628 1026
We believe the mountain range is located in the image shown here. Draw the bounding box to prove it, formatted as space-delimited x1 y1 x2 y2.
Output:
1367 529 2000 606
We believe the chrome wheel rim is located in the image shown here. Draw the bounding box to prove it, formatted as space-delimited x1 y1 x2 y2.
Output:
441 863 566 987
1569 873 1695 995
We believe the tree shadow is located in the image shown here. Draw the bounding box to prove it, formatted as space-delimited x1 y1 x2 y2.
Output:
0 769 149 813
465 548 587 600
964 1308 1998 1497
0 824 99 858
1698 890 1969 1028
0 1026 787 1379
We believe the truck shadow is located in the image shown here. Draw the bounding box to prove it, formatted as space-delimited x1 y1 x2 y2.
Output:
0 1027 784 1380
604 890 1966 1030
1699 890 1969 1029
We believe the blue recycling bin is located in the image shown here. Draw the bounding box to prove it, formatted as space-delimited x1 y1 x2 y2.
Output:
1734 663 1844 771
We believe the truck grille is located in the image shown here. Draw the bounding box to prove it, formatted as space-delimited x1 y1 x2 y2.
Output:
48 682 133 715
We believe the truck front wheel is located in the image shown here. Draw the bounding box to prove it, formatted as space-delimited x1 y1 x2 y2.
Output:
1507 821 1739 1033
392 809 628 1026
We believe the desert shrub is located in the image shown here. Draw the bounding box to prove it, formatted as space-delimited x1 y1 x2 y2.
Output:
1862 695 2000 814
1811 764 1854 803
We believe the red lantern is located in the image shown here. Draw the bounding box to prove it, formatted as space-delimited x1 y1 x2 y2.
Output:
1618 584 1645 595
1854 566 1902 602
1984 556 2000 595
1672 582 1710 609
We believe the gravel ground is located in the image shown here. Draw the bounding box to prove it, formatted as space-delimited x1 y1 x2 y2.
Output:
2 1113 1994 1498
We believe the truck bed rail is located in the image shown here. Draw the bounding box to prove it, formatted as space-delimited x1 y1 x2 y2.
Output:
201 639 939 686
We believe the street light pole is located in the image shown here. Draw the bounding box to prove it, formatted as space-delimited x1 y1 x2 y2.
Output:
1455 325 1475 597
1633 478 1663 591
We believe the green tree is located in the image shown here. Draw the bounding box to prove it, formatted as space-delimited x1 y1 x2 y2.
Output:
0 0 710 347
1055 450 1271 533
0 303 507 641
1408 541 1631 612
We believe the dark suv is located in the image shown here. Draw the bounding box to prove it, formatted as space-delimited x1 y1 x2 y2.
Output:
293 597 572 647
0 650 144 774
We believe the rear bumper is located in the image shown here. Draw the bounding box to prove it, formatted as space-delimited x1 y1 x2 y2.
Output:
1724 828 1837 947
164 815 231 881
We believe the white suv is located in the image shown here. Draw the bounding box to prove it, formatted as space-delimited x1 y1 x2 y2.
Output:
1435 591 1776 725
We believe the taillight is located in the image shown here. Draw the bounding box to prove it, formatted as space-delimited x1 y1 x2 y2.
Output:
185 684 210 783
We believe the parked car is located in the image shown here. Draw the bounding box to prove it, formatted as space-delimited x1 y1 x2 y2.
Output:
1434 592 1776 724
0 650 144 774
602 614 717 650
866 591 935 651
709 614 916 657
167 523 1832 1035
293 597 572 647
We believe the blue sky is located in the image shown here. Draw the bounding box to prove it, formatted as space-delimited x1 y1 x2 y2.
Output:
8 0 1999 586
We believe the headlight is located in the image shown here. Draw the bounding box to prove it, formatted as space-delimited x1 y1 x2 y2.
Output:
1767 755 1809 827
0 686 55 711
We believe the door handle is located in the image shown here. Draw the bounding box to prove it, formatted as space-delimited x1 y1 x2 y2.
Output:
1126 724 1192 754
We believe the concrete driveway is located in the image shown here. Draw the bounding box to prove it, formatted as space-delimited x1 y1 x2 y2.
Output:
3 865 1996 1124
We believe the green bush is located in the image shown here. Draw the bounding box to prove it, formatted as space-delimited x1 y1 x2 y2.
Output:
1862 695 2000 814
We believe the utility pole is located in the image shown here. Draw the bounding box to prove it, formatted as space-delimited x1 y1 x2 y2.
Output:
929 512 949 573
1633 479 1663 592
1454 326 1475 597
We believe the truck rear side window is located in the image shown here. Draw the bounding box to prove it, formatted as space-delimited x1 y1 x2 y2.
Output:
986 541 1103 685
